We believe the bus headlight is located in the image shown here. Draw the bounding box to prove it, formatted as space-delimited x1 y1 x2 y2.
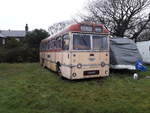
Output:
72 73 77 77
101 62 106 67
77 63 82 68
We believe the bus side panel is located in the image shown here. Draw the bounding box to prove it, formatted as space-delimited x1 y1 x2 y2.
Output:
49 52 56 71
40 51 57 72
40 52 46 66
55 51 63 65
45 52 52 70
61 52 71 79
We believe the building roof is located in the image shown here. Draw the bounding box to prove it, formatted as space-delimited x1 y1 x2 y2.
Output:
0 30 26 38
0 33 6 38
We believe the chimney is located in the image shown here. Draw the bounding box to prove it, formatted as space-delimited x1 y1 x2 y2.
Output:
25 24 29 33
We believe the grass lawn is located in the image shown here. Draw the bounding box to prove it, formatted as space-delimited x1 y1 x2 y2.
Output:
0 63 149 113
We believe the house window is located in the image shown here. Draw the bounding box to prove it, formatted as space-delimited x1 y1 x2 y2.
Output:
15 38 20 41
2 39 5 45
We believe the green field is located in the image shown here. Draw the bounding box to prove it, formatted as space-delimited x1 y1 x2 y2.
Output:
0 63 149 113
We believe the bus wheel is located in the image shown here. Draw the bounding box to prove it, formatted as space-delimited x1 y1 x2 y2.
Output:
56 65 62 77
41 59 44 67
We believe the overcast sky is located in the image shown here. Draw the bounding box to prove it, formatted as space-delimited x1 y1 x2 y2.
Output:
0 0 87 31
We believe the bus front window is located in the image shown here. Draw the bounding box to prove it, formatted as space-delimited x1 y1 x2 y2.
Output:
93 36 108 50
73 34 91 50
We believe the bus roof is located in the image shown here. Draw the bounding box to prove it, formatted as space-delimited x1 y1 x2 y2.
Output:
41 22 109 42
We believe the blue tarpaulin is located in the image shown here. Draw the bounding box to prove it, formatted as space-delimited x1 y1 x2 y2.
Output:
135 60 147 71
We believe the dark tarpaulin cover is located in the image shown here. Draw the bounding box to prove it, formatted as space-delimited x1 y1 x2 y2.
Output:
110 38 142 66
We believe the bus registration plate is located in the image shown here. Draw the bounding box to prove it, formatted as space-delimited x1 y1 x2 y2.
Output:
83 70 99 76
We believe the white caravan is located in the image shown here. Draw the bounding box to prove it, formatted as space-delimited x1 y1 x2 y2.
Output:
136 41 150 64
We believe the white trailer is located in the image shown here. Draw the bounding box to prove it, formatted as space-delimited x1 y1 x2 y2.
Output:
136 41 150 64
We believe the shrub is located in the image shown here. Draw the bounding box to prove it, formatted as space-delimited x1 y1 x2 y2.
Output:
0 29 49 63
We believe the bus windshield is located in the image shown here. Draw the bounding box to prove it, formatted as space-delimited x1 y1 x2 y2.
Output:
73 34 91 50
93 35 108 51
73 34 108 51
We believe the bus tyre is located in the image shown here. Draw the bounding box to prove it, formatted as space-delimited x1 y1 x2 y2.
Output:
41 62 44 67
41 59 45 67
56 65 62 77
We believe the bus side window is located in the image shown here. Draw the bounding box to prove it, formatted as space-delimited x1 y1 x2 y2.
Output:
46 42 48 50
62 34 69 50
51 40 54 49
42 44 44 50
56 38 58 49
58 37 62 49
44 43 46 50
56 37 61 49
47 41 49 50
54 39 57 49
49 41 51 50
45 42 47 50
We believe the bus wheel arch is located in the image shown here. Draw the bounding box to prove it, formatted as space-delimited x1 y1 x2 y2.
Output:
56 62 62 76
41 58 45 67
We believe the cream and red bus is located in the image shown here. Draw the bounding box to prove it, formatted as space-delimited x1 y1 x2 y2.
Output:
40 23 110 80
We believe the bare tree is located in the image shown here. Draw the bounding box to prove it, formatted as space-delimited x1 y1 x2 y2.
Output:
81 0 150 41
137 22 150 41
48 20 73 36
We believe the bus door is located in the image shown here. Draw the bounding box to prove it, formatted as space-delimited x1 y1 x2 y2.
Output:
61 34 71 78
